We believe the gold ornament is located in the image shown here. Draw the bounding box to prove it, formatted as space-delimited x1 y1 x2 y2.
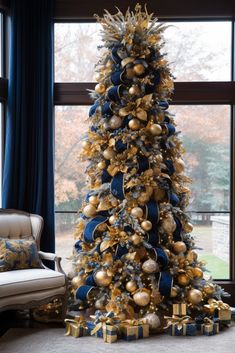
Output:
111 199 119 207
109 215 117 225
144 313 160 330
133 63 145 75
141 220 152 231
95 83 106 94
129 85 140 95
174 158 185 173
131 207 143 219
94 270 112 287
83 204 96 217
82 140 90 150
89 195 99 206
71 275 85 289
136 109 147 121
192 267 203 279
162 215 176 234
188 289 203 304
109 115 122 129
103 147 116 160
126 280 137 292
97 161 106 170
121 57 135 68
128 118 141 130
149 124 162 136
131 233 142 245
185 222 193 233
173 241 187 254
203 283 215 295
170 286 178 298
126 67 135 79
133 290 150 306
178 273 190 286
142 259 159 273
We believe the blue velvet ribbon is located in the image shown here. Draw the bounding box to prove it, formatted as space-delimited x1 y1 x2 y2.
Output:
74 240 82 252
158 271 173 296
159 100 169 110
147 230 159 247
111 70 125 85
111 45 122 64
89 101 99 117
85 274 96 286
115 244 128 259
101 169 112 183
170 193 180 207
115 140 127 153
166 123 176 136
137 155 150 173
146 200 159 232
164 159 175 176
107 85 124 102
110 172 125 200
101 102 114 118
154 247 169 268
76 285 95 301
173 217 182 241
83 216 108 243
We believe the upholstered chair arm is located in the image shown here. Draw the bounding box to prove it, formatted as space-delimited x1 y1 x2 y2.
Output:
38 251 66 275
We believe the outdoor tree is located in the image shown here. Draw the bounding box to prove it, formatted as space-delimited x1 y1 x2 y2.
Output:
67 5 230 336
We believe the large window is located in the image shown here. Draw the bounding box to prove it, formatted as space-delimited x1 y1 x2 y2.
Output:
54 18 234 282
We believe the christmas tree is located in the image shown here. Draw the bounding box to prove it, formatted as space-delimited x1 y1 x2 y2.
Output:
68 4 230 335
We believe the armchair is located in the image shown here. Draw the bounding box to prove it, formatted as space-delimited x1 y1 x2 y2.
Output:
0 209 67 319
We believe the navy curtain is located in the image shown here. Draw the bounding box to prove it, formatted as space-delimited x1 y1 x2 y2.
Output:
3 0 55 260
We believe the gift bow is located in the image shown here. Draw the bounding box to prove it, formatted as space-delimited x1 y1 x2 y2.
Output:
164 315 193 330
204 299 230 313
121 318 147 327
90 311 119 335
203 317 214 326
64 317 87 336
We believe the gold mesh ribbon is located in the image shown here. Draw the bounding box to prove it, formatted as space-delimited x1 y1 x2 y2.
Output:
90 315 116 335
164 315 193 330
204 299 230 313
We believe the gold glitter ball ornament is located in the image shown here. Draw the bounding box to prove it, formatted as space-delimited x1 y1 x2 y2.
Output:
192 267 204 279
126 280 137 292
133 63 145 76
83 204 96 217
173 241 187 254
133 290 150 306
128 118 141 130
149 124 162 136
141 220 152 231
185 222 194 233
203 283 215 295
82 140 90 150
109 115 122 129
142 259 159 273
71 275 85 289
188 289 203 304
89 195 99 206
131 207 144 218
178 273 190 286
94 270 112 287
95 83 106 94
103 148 116 160
144 313 161 330
170 286 178 298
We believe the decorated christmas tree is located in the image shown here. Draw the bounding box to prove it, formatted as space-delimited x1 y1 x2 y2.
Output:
67 5 231 339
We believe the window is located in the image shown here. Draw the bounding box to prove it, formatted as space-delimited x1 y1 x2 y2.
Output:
54 15 235 286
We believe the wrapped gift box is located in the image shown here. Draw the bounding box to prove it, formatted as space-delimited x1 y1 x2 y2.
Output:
201 322 219 336
168 323 197 336
87 321 103 338
120 321 149 341
204 299 231 325
173 303 187 316
103 324 118 343
64 318 88 338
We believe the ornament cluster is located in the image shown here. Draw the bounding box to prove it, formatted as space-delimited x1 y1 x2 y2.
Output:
67 4 230 336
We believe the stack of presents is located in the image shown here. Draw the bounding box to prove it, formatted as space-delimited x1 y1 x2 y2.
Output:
64 300 233 343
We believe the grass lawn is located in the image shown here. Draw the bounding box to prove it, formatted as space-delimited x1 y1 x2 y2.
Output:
199 254 229 280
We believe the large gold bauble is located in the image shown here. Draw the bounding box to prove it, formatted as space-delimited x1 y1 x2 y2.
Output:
109 215 117 225
142 259 159 273
129 85 140 95
173 241 187 254
97 161 106 170
149 124 162 136
162 215 176 234
144 313 161 330
178 273 190 286
103 147 116 160
94 270 112 287
82 140 90 150
188 289 203 304
203 283 215 295
89 195 99 206
170 286 178 298
136 109 147 121
131 207 143 219
71 275 85 289
109 115 122 129
192 267 203 279
95 83 106 94
131 233 142 245
174 158 185 173
83 204 96 217
133 290 150 306
133 63 145 76
141 220 152 231
126 280 137 292
185 222 193 233
128 118 141 130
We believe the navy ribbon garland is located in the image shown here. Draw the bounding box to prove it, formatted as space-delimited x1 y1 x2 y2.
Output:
111 45 122 64
137 155 150 173
83 216 108 243
101 169 112 184
146 200 159 232
173 217 182 241
101 102 114 118
154 247 169 268
85 274 97 286
110 172 125 200
111 70 126 85
164 159 175 176
107 85 124 102
76 285 95 301
158 271 173 297
115 244 129 259
170 193 180 207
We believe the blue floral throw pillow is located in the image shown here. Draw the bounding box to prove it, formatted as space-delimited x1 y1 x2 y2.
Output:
0 238 43 271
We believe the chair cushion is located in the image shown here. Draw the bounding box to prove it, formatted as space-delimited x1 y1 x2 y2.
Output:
0 212 32 238
0 268 66 298
0 238 42 271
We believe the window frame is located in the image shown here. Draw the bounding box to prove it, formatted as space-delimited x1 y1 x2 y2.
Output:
53 1 235 303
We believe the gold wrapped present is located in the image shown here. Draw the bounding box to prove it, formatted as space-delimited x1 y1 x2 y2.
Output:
173 303 187 316
90 312 118 343
164 315 196 336
201 317 219 336
64 316 88 338
120 319 149 341
204 299 231 324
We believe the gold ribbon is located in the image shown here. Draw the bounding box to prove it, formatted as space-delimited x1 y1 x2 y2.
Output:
90 315 116 335
164 315 193 330
204 299 230 313
64 317 87 336
121 318 147 327
203 317 214 326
